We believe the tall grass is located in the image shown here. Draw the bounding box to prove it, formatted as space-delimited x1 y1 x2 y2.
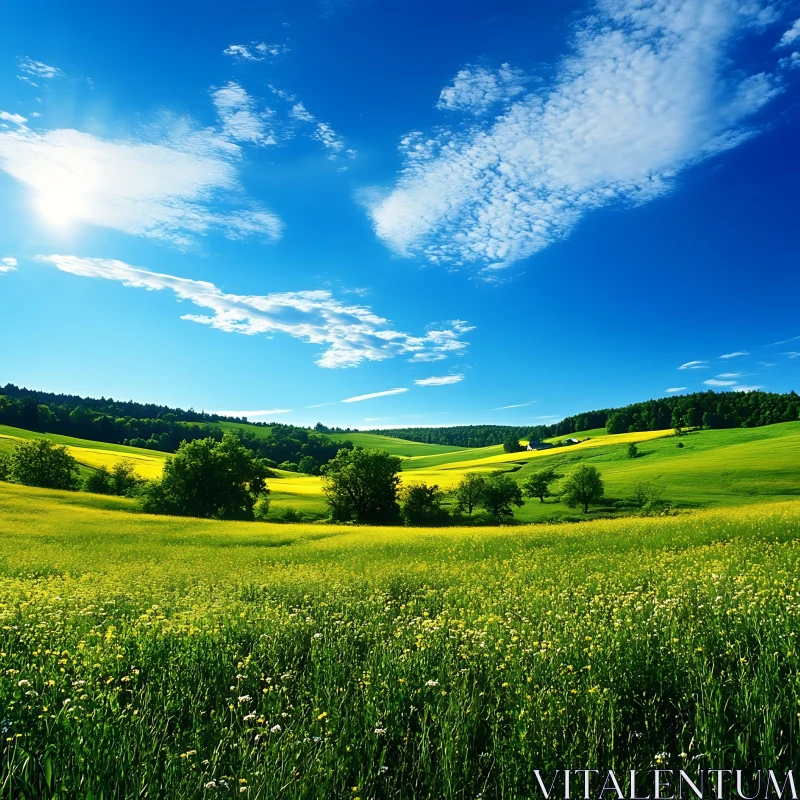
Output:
1 484 800 798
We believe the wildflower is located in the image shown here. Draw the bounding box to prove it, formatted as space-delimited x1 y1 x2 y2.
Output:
243 713 256 722
312 632 323 639
270 724 282 733
374 727 386 735
425 680 439 687
238 695 252 704
17 680 30 687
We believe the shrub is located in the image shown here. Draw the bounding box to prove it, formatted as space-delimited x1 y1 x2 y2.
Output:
0 454 10 482
627 442 639 458
253 495 271 521
401 483 448 526
7 438 80 491
84 466 112 494
110 459 142 496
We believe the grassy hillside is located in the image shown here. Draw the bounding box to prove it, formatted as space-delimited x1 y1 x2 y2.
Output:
327 431 466 456
1 482 799 796
2 421 798 521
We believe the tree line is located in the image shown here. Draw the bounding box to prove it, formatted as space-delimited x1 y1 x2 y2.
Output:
372 390 800 446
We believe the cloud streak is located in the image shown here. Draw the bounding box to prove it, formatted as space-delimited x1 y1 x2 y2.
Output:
666 387 687 393
38 255 472 369
342 388 408 403
0 256 17 274
678 360 708 370
210 408 292 416
414 374 464 386
719 351 749 359
367 0 783 273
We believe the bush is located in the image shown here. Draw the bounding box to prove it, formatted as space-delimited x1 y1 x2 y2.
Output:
84 466 112 494
253 495 271 521
401 483 448 526
0 454 10 482
279 461 298 472
110 459 142 496
502 436 522 454
627 442 639 458
297 456 319 475
7 438 80 490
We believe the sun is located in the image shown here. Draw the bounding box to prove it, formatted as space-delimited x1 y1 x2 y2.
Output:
33 170 87 228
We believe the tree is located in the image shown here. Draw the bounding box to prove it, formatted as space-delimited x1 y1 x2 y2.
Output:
401 483 447 526
297 455 319 475
7 438 80 490
562 464 604 513
630 479 666 513
522 467 561 503
0 454 10 482
480 472 524 518
110 459 141 496
140 433 268 519
454 473 486 516
321 448 402 523
627 442 639 459
84 465 112 494
502 436 522 454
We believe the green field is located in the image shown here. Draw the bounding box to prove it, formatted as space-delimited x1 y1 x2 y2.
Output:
327 431 466 456
1 481 799 797
3 421 799 523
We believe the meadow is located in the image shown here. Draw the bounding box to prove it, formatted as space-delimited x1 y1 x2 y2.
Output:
1 481 800 798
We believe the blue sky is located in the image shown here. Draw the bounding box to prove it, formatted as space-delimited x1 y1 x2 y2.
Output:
0 0 798 429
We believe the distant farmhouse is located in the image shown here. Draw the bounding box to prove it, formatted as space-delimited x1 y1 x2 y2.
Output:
526 437 587 451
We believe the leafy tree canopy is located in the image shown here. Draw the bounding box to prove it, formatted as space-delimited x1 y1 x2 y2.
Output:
562 464 605 513
6 438 80 491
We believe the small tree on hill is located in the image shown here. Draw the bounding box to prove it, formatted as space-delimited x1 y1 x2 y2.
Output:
140 433 268 519
454 472 486 516
0 455 9 482
479 472 524 518
561 464 604 513
502 436 522 454
522 467 561 503
627 442 639 459
401 483 447 526
321 448 402 523
8 438 80 490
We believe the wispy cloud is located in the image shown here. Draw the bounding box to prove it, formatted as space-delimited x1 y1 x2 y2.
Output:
778 18 800 47
38 255 472 369
734 385 764 392
210 408 292 417
367 0 783 273
17 57 64 80
666 387 687 393
0 118 282 247
288 100 355 160
212 83 276 146
342 388 408 403
223 43 289 62
784 352 800 359
489 401 536 411
678 360 708 370
716 372 742 378
0 256 17 274
704 379 737 386
414 374 464 386
719 351 749 359
0 111 27 126
756 361 776 367
436 64 528 115
768 335 800 346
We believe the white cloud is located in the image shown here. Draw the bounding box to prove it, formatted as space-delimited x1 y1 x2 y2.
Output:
778 19 800 47
716 372 741 378
0 111 27 126
223 43 289 61
0 123 282 247
212 82 276 146
367 0 784 272
489 401 536 411
38 255 472 369
288 101 354 160
768 334 800 346
678 360 708 370
436 64 528 115
733 385 763 392
414 374 464 386
719 351 749 358
666 387 687 393
784 351 800 359
342 388 408 403
0 256 17 273
210 408 292 416
18 58 64 80
704 378 736 386
756 361 776 367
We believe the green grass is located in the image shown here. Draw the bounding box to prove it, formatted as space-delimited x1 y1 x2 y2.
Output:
1 481 800 797
327 431 466 456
